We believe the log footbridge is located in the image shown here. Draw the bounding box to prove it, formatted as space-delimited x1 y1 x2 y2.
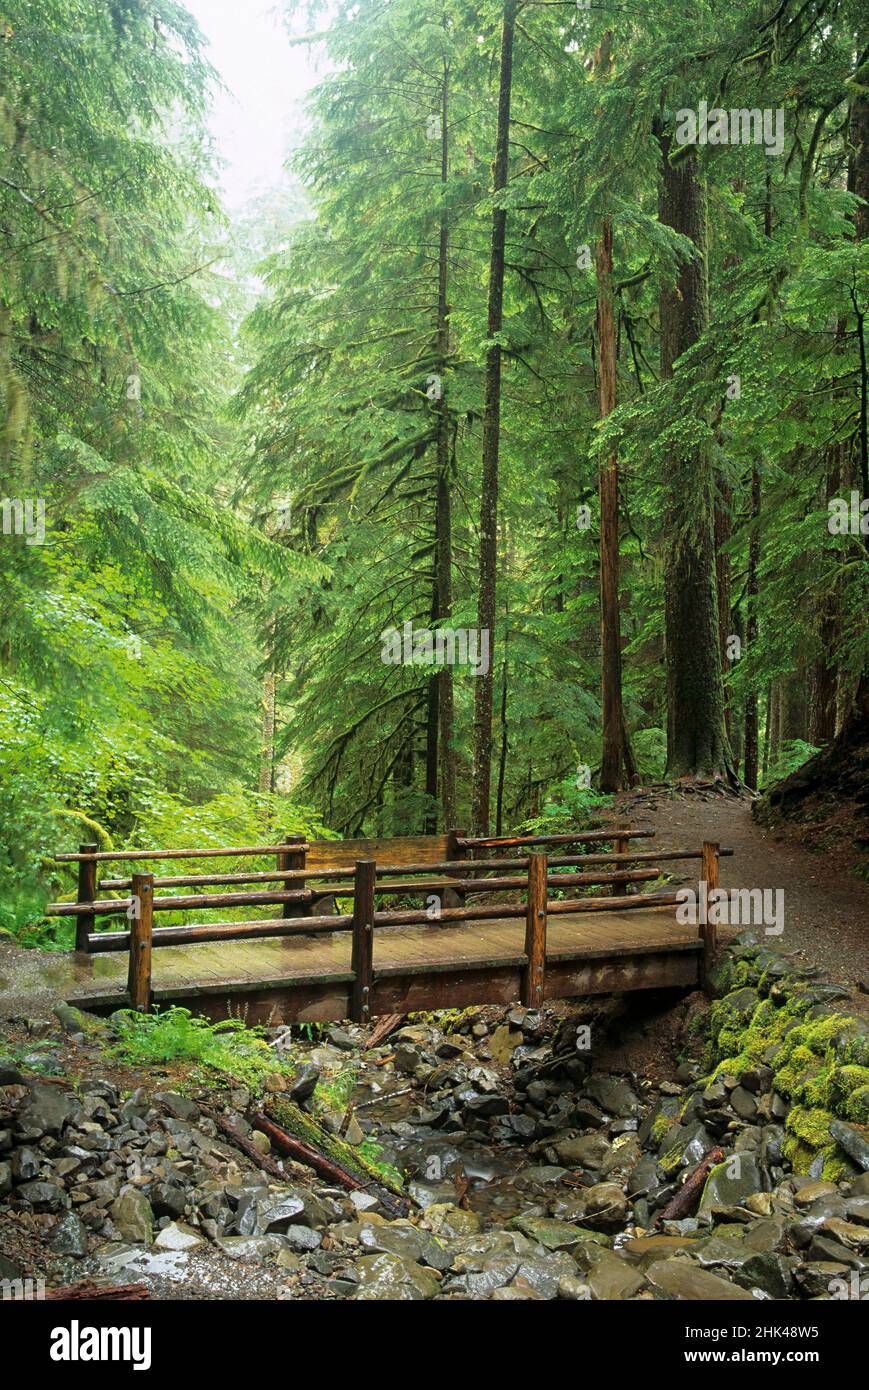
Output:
46 827 731 1023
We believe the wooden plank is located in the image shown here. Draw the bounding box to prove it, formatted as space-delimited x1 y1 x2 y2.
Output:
546 950 699 998
521 852 547 1007
350 860 376 1023
127 873 153 1012
306 834 450 872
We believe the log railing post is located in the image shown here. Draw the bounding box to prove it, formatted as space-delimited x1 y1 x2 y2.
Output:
127 872 153 1012
350 860 376 1024
521 852 547 1007
278 833 307 918
700 841 720 993
75 842 98 954
612 822 631 895
443 826 467 913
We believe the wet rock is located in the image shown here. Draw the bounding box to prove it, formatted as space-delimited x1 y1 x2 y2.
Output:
16 1083 81 1138
154 1092 200 1122
462 1092 510 1118
578 1182 627 1232
559 1271 592 1300
729 1086 759 1120
149 1181 187 1219
111 1190 154 1244
215 1235 285 1262
553 1133 612 1170
700 1154 764 1209
49 1212 89 1256
421 1203 483 1239
511 1214 591 1253
359 1220 452 1270
16 1180 68 1211
353 1251 440 1300
584 1075 638 1118
0 1161 10 1198
831 1121 869 1172
645 1255 758 1300
586 1251 645 1300
793 1180 839 1208
622 1234 698 1266
282 1224 322 1252
154 1222 204 1252
287 1063 320 1103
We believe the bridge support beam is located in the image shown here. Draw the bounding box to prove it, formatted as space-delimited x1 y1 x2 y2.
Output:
127 872 153 1012
350 859 376 1024
700 840 720 993
521 852 547 1007
75 843 98 955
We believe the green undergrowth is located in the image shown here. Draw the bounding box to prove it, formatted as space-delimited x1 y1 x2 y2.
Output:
704 943 869 1179
108 1006 295 1092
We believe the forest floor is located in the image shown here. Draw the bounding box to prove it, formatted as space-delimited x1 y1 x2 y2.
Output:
612 787 869 1001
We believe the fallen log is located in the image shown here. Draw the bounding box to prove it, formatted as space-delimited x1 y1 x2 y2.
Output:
42 1281 150 1301
655 1146 725 1224
251 1110 410 1220
364 1012 404 1050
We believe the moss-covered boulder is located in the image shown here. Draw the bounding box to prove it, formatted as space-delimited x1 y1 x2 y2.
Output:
706 943 869 1183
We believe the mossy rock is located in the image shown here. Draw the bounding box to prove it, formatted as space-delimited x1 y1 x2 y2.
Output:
829 1066 869 1125
708 988 762 1057
782 1105 853 1181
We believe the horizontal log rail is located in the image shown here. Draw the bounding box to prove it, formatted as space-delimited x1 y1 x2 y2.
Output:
457 829 656 849
86 886 683 953
57 826 652 865
53 844 313 863
93 847 732 893
53 867 667 922
49 888 315 918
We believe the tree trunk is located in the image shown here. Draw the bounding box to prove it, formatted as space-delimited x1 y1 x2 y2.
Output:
435 51 456 828
472 0 517 834
495 633 509 835
658 136 732 781
259 669 276 795
742 466 761 788
596 218 625 791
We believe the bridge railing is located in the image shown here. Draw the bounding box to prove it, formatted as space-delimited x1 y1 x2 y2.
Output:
47 826 727 1013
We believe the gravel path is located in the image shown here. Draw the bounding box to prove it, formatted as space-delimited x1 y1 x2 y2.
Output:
613 792 869 996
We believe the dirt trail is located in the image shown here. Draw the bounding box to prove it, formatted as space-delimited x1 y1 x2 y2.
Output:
613 791 869 994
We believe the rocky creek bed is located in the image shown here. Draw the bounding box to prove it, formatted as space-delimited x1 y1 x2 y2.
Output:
1 933 868 1302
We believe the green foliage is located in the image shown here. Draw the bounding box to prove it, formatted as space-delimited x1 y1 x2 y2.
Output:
108 1007 292 1091
761 740 821 791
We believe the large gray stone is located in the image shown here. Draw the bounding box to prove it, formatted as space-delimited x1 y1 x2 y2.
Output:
700 1154 764 1209
111 1190 154 1245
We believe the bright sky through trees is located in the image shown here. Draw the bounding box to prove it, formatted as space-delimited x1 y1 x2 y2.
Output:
185 0 320 211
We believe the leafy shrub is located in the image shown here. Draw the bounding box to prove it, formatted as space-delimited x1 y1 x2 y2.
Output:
109 1006 292 1089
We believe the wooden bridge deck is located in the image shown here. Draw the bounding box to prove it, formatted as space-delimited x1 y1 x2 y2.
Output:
44 901 707 1024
